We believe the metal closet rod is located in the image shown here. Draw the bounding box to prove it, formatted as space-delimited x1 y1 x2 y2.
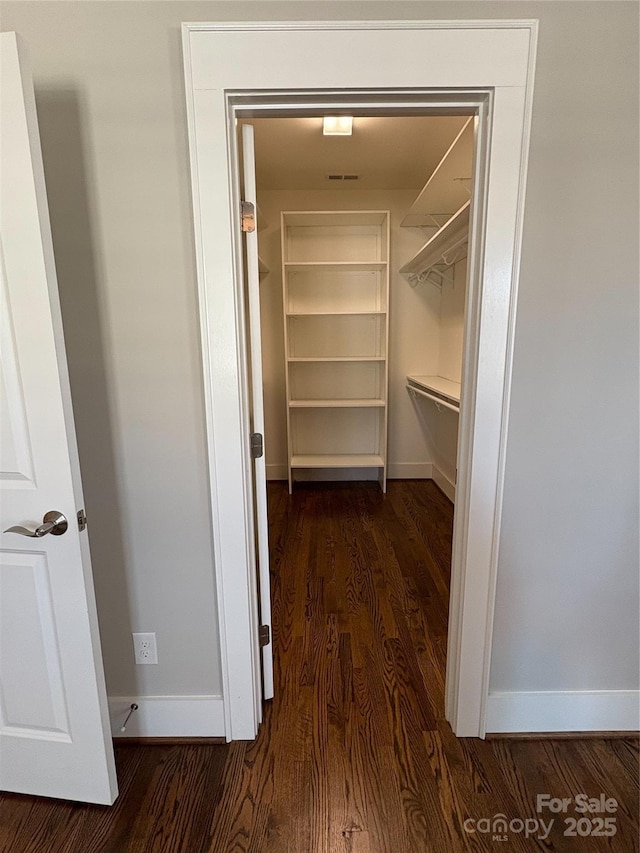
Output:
407 236 468 288
406 384 460 414
409 266 453 289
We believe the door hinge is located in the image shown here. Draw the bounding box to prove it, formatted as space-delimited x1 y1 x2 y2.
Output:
241 200 255 233
77 509 87 531
259 624 270 647
250 432 263 459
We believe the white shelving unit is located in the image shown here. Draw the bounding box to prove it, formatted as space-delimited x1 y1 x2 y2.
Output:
281 210 390 492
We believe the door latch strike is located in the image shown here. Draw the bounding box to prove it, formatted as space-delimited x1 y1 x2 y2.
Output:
77 509 87 531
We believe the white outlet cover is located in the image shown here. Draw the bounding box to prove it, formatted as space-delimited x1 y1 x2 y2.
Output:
132 632 158 665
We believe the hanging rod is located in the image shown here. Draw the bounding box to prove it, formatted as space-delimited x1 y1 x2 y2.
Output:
399 200 470 284
406 384 460 414
440 234 468 267
407 235 468 289
408 264 454 289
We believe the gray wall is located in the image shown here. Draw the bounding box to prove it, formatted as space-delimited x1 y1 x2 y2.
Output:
2 1 637 702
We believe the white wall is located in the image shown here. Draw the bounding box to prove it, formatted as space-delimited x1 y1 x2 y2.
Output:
257 188 437 480
2 1 637 724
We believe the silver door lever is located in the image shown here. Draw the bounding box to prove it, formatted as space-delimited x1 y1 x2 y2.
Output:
4 511 68 537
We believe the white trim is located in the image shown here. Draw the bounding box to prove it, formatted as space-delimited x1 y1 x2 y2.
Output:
182 19 538 740
183 20 539 33
432 465 456 502
182 33 263 743
108 696 225 739
477 21 540 741
486 691 640 734
181 43 232 744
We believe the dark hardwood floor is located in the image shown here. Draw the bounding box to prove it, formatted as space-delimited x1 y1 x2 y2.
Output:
1 480 638 852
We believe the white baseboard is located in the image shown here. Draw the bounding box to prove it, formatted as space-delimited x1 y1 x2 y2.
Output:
485 689 640 734
387 462 432 479
432 464 456 501
109 695 225 738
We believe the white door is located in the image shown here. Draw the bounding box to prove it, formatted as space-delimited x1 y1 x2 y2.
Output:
241 125 274 700
0 32 117 805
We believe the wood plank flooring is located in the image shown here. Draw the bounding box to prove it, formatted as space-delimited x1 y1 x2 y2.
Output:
1 480 638 852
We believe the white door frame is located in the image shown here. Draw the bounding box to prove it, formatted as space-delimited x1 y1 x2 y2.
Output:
182 19 538 739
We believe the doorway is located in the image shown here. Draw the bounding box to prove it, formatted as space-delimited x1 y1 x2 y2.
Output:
182 19 537 740
227 92 494 742
242 110 476 743
247 115 472 496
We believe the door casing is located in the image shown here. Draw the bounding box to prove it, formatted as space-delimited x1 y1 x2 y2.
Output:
181 19 538 739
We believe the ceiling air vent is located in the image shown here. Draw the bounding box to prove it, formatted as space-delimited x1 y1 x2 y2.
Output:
327 174 360 181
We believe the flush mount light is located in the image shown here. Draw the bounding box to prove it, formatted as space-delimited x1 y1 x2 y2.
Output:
322 116 353 136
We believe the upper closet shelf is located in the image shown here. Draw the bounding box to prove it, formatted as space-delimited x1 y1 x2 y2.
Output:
399 200 470 285
401 117 474 227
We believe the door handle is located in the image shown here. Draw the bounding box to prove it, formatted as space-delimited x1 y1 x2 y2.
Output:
4 511 68 538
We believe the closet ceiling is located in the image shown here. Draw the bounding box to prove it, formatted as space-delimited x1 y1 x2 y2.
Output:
246 116 469 190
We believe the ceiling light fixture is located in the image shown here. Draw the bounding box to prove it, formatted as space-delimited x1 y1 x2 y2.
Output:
322 116 353 136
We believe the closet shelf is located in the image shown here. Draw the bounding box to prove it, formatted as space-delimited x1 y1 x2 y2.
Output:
289 399 385 408
407 374 461 413
287 356 385 363
401 117 474 227
399 200 470 285
407 374 460 403
284 261 386 272
286 310 386 317
291 453 385 469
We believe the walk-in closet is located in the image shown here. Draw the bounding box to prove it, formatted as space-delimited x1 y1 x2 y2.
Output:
250 115 474 502
245 113 475 720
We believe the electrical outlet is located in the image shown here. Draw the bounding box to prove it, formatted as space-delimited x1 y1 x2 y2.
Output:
132 632 158 665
